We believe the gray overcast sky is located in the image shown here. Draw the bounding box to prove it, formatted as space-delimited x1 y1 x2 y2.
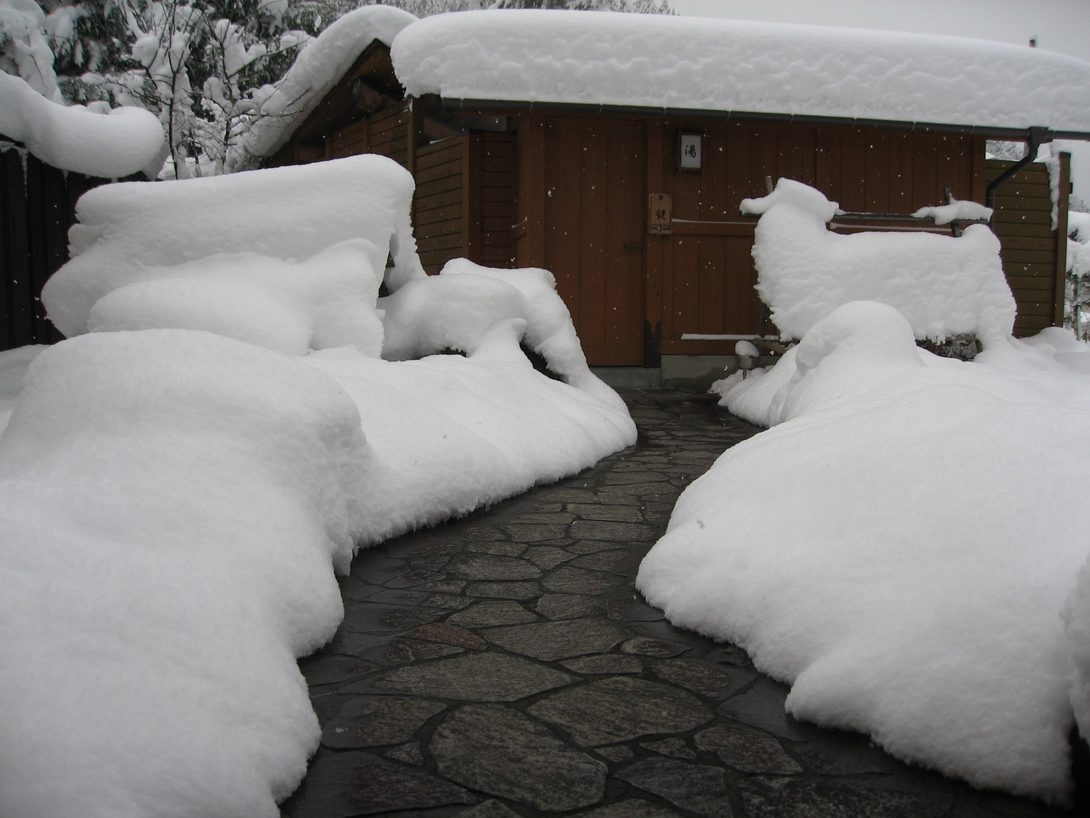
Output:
670 0 1090 199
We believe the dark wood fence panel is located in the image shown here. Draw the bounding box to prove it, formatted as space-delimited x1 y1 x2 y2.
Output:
988 157 1067 337
413 137 466 274
1 146 104 351
655 122 985 351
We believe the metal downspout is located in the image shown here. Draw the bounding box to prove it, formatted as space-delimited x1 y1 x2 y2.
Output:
986 126 1053 228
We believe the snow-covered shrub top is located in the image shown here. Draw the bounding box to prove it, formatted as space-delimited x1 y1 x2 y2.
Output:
42 154 425 341
392 10 1090 134
0 72 164 177
242 5 417 162
741 178 1016 344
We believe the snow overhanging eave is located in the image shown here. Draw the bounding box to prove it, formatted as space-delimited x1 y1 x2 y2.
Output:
433 97 1090 142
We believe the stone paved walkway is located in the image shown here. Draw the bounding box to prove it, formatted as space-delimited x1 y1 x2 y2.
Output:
282 389 1070 818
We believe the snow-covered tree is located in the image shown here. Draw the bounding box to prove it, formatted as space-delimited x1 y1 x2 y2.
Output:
1067 210 1090 339
2 1 316 177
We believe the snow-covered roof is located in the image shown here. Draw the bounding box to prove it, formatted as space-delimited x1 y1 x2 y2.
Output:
0 72 164 177
392 10 1090 138
242 5 416 163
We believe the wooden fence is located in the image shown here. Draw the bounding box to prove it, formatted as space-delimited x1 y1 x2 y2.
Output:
1 144 111 351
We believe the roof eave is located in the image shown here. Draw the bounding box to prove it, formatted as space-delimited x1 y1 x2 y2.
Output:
434 97 1090 142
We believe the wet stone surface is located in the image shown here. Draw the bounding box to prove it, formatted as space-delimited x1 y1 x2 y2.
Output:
282 389 1073 818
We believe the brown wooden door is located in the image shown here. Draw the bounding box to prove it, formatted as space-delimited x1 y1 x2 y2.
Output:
543 117 646 366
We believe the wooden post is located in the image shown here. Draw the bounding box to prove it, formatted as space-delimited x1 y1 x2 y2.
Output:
1055 152 1071 328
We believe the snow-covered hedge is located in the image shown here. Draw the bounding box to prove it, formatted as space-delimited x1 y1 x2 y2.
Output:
0 154 635 816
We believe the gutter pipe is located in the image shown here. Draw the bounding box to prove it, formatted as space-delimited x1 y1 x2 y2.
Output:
986 126 1053 229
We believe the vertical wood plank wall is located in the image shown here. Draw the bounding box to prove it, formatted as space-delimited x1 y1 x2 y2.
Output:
1 147 102 351
651 123 986 354
412 132 515 275
988 156 1068 337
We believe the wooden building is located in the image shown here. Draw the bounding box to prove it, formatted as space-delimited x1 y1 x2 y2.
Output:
261 10 1088 373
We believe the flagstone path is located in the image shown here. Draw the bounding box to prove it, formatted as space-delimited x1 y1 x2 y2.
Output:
282 388 1071 818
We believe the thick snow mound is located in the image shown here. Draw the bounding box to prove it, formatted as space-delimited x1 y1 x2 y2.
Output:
42 155 424 339
86 240 386 357
392 9 1090 133
0 330 370 818
741 178 1016 343
381 258 625 412
308 344 636 545
643 305 1090 805
0 72 164 177
243 5 417 162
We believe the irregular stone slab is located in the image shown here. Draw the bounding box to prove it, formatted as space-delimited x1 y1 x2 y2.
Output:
384 569 447 589
605 599 666 623
374 651 574 701
717 678 824 741
542 567 616 595
466 581 539 600
738 777 953 818
570 520 657 542
384 742 424 766
456 524 507 540
502 522 572 542
431 705 607 812
652 659 735 697
566 503 645 522
580 798 682 817
616 757 732 818
695 724 803 774
792 732 910 776
536 593 600 620
402 622 488 651
528 677 711 746
603 470 669 484
419 578 467 594
524 545 576 570
323 697 446 749
622 636 686 658
408 554 451 572
569 550 630 572
364 588 431 605
447 600 539 627
298 655 377 687
561 654 642 675
466 541 528 557
482 618 628 661
447 554 542 581
502 511 575 524
598 482 675 499
641 737 697 760
457 800 525 818
595 745 634 764
566 540 622 555
423 593 474 610
284 751 474 818
382 640 464 665
339 604 445 634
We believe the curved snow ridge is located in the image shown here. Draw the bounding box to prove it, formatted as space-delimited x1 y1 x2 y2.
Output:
242 5 418 162
392 9 1090 133
0 72 164 178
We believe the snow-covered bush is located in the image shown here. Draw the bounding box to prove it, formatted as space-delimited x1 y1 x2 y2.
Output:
1 149 636 814
642 302 1090 806
42 153 424 339
741 178 1016 345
